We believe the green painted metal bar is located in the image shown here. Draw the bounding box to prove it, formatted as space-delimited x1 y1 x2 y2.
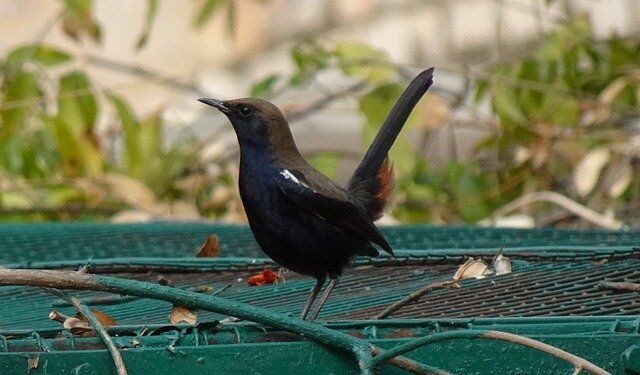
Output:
0 269 449 375
45 288 127 375
5 244 638 270
368 329 610 374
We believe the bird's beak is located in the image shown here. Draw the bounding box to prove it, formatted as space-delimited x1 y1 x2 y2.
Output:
198 98 229 113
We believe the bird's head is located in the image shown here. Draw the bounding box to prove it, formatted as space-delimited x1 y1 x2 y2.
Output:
199 97 298 154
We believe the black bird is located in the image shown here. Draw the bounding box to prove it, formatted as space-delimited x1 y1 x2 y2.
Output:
199 68 434 320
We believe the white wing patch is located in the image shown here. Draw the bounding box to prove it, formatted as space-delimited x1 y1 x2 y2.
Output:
279 169 313 191
279 169 300 184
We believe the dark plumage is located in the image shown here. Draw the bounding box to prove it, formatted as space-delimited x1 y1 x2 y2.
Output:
199 67 434 319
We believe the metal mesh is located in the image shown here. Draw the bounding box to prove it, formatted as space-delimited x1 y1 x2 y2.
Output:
1 222 638 264
2 250 639 330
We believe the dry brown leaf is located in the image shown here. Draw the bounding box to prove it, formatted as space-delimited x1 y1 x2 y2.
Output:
573 148 610 197
492 253 512 275
170 305 198 325
75 309 117 327
27 355 39 370
453 258 492 280
63 317 93 335
196 234 220 257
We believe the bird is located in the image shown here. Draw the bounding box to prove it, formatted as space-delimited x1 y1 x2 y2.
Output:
199 67 434 320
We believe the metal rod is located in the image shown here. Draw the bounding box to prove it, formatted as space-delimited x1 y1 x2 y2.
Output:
46 289 127 375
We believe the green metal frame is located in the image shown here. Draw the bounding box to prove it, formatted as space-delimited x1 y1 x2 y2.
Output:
2 269 639 374
1 223 639 374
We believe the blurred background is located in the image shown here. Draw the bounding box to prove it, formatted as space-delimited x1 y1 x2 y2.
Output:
0 0 639 228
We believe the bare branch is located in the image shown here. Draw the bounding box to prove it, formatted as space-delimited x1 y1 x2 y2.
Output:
483 331 609 375
286 81 368 122
373 280 460 319
85 54 206 95
490 191 624 229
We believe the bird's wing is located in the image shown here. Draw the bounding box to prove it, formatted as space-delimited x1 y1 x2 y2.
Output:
274 167 393 255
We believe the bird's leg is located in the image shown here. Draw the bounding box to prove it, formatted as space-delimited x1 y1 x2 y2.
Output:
299 277 326 320
309 278 338 321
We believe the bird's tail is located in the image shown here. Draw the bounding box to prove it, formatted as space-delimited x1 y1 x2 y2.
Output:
346 67 435 220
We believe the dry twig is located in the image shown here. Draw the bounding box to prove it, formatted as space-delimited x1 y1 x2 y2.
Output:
373 280 460 319
490 191 623 229
483 331 609 375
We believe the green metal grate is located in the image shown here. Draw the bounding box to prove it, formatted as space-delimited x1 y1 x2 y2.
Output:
2 318 639 374
1 248 639 331
0 222 638 264
1 223 640 374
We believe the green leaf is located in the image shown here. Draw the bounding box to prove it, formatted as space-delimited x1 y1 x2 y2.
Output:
44 186 83 206
42 116 103 177
139 112 162 160
0 191 33 209
109 94 143 178
335 42 392 83
492 85 527 125
193 0 223 29
539 95 579 126
359 83 404 130
61 0 102 42
136 0 160 50
57 71 98 134
448 165 491 222
289 41 332 83
0 71 41 138
13 129 59 179
250 74 280 97
5 45 72 72
473 79 489 103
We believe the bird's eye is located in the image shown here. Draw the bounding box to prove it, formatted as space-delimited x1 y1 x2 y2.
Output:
239 106 252 116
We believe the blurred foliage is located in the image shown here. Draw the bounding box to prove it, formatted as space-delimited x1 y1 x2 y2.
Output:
396 17 640 226
1 2 639 227
0 0 204 221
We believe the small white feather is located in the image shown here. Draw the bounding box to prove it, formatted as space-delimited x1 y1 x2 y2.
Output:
280 169 300 184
